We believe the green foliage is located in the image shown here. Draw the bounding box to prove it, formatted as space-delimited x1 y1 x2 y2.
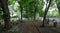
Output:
7 0 15 5
55 0 60 3
17 0 34 7
37 0 44 17
39 10 44 17
7 0 60 18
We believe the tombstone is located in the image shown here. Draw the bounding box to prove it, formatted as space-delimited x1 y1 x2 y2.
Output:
53 22 57 27
53 19 57 27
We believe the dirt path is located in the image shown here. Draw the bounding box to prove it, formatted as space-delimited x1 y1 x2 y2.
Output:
22 21 40 33
22 22 31 33
32 23 40 33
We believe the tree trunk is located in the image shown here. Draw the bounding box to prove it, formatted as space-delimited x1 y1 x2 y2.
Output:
0 0 11 29
42 0 52 27
34 2 36 20
34 7 36 20
20 5 23 23
26 6 29 20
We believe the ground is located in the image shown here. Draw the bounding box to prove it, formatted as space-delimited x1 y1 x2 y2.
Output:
1 20 60 33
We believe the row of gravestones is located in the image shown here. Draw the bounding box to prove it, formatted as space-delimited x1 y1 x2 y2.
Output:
46 19 57 27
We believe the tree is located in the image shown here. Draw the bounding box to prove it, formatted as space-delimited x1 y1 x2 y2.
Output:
34 1 37 20
42 0 52 27
17 0 23 23
0 0 11 29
